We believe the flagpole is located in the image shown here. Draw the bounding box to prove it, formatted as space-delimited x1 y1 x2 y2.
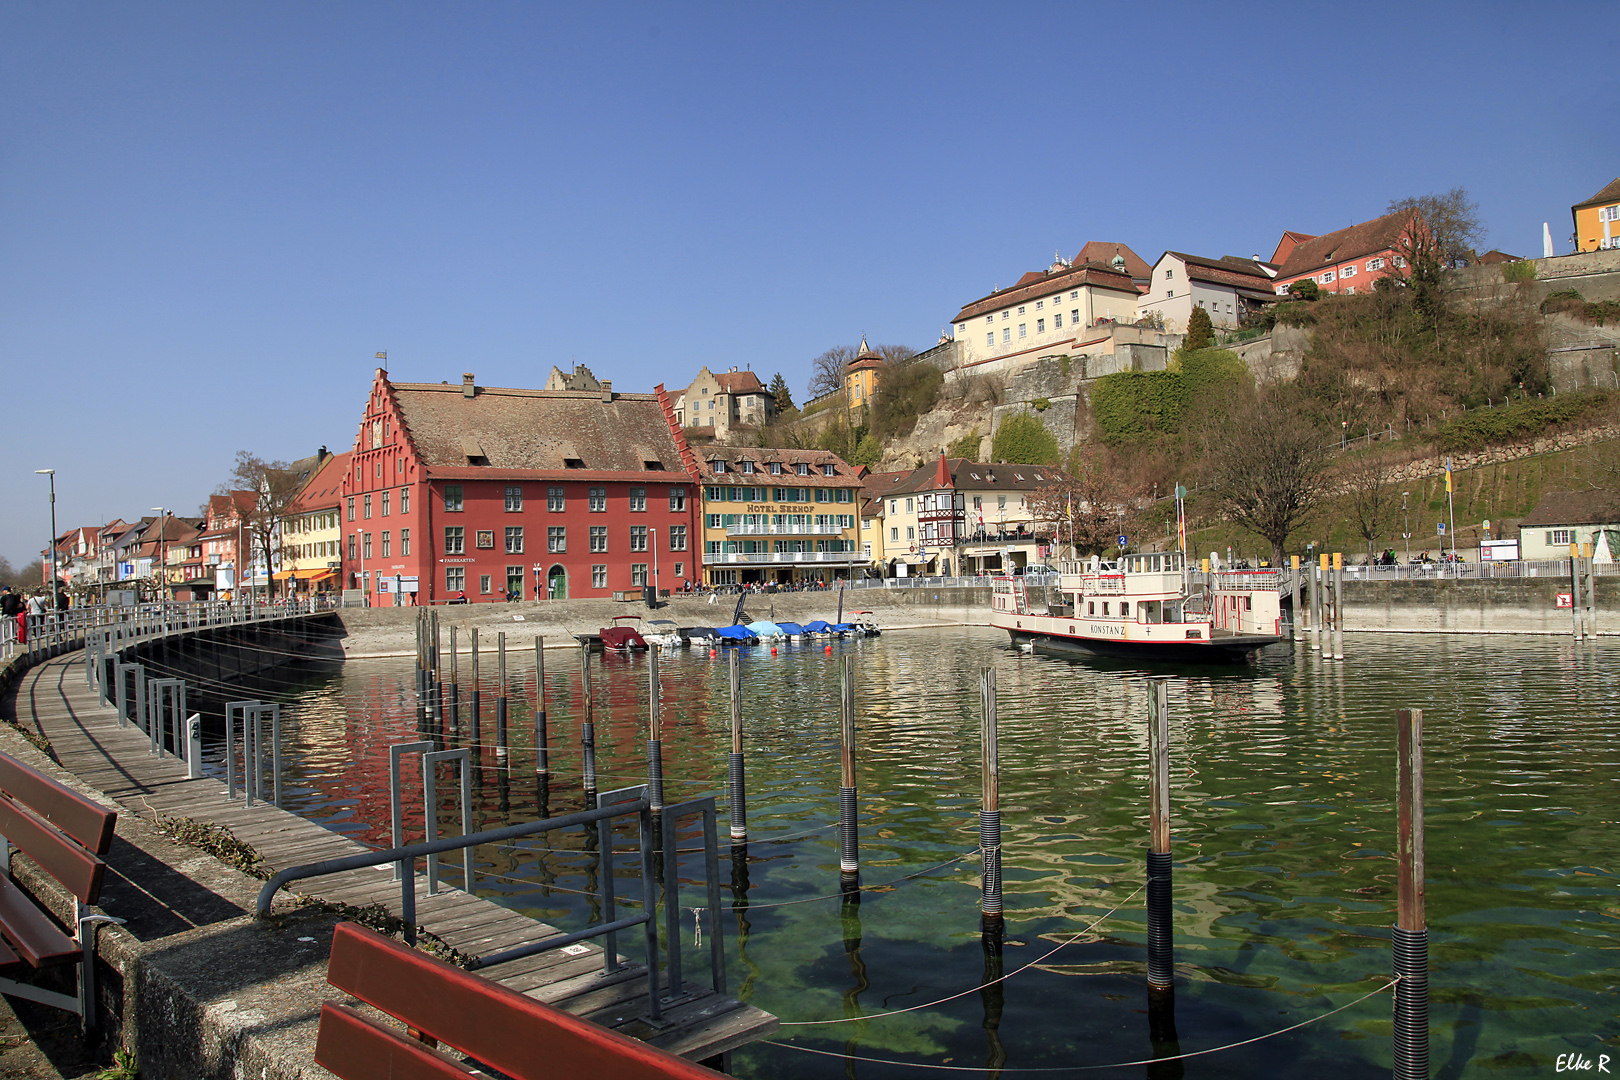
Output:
1446 459 1457 568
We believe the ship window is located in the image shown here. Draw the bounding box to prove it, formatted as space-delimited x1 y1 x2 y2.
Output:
1088 602 1095 615
1246 597 1253 610
1102 603 1109 615
1121 602 1130 617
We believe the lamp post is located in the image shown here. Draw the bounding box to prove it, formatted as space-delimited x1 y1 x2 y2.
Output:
150 507 168 602
35 470 57 593
1402 492 1411 563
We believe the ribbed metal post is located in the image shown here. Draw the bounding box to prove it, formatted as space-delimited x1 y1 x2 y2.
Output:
447 625 460 734
1290 555 1303 641
1332 555 1346 660
534 635 549 776
496 632 509 763
469 628 482 746
727 649 747 841
646 649 664 812
1145 676 1173 989
1393 708 1429 1080
580 641 597 796
838 655 858 877
979 667 1002 930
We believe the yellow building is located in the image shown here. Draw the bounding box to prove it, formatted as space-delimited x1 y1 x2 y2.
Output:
281 450 350 596
697 448 864 586
844 337 885 411
1573 178 1620 253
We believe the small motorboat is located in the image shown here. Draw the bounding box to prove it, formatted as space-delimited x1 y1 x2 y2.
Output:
715 625 759 646
680 626 720 646
643 619 682 648
802 620 834 636
848 611 882 636
599 615 649 652
747 620 786 639
774 621 806 639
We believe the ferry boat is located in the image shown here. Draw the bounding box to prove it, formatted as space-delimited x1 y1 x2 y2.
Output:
990 552 1284 663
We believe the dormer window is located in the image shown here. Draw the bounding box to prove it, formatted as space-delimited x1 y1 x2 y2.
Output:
643 460 666 471
564 458 586 469
741 460 755 474
822 464 836 477
770 462 783 475
713 460 727 473
796 462 809 476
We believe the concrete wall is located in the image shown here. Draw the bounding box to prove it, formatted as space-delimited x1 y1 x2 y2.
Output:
1344 576 1616 635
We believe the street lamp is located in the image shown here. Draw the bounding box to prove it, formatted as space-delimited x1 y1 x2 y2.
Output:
150 507 168 602
1401 492 1411 563
35 470 57 592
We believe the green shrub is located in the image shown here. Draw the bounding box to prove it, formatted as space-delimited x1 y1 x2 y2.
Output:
1433 390 1613 452
1031 397 1050 411
1502 260 1537 283
1288 279 1320 301
870 362 943 441
990 413 1061 464
1540 289 1620 326
1272 302 1319 327
1091 370 1186 444
947 428 982 460
1182 306 1214 352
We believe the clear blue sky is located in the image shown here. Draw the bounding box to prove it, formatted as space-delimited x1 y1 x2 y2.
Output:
3 2 1616 566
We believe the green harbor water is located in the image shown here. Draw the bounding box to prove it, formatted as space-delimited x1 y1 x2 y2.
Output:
252 628 1618 1078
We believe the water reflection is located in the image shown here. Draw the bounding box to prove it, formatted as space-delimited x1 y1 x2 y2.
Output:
232 628 1617 1077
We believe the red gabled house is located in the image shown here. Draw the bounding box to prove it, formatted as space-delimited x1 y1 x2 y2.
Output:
341 369 702 605
1270 209 1421 297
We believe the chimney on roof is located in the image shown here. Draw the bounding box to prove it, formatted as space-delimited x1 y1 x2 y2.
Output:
601 380 613 402
318 445 328 459
462 373 476 398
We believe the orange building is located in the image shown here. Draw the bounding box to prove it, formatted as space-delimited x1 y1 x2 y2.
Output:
1572 178 1620 253
1270 209 1419 296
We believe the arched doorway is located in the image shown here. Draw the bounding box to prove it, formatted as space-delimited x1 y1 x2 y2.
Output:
547 565 568 600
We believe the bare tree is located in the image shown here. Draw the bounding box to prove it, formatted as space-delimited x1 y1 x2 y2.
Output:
1028 455 1120 557
807 345 857 399
1342 455 1397 563
224 451 305 600
1200 384 1332 566
1387 188 1486 269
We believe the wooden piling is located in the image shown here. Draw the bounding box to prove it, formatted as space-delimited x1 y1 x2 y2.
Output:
1145 676 1173 990
1290 555 1302 642
580 640 597 796
534 636 548 776
727 649 747 841
1393 708 1429 1080
979 667 1002 931
447 625 459 733
838 655 859 877
1319 553 1332 659
469 628 482 746
646 649 664 812
496 631 509 762
1332 553 1345 661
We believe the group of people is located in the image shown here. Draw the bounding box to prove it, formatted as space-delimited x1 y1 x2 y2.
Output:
1 583 70 643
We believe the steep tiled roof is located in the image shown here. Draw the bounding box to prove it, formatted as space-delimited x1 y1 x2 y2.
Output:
389 382 685 478
696 447 859 488
290 451 352 513
1519 489 1620 527
714 370 767 395
1573 178 1620 210
951 263 1139 324
884 459 1069 496
1274 210 1415 279
1165 252 1277 293
1074 242 1152 280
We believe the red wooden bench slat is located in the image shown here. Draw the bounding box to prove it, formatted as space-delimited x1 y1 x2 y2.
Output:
326 922 722 1080
316 1003 481 1080
0 874 79 968
0 927 19 968
0 755 116 856
0 797 104 906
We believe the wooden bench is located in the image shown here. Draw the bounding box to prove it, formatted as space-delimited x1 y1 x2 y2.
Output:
0 752 121 1028
317 922 725 1080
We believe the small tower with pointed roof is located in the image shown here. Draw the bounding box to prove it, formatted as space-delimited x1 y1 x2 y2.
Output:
844 336 887 414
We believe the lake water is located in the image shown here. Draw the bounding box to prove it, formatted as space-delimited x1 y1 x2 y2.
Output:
238 628 1617 1078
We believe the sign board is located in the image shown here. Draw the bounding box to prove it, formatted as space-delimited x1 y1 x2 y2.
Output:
397 576 419 593
1480 539 1519 562
1436 523 1446 535
1557 593 1573 608
1118 534 1128 548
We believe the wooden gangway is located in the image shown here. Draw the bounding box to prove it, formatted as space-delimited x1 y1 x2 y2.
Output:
7 648 776 1061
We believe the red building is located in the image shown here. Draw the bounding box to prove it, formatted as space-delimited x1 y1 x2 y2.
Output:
342 369 701 605
1270 209 1420 297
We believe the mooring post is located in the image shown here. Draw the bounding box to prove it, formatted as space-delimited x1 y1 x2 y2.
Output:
1393 708 1429 1080
1146 676 1174 990
1585 548 1598 636
1319 553 1333 659
447 624 460 734
496 631 509 763
1332 552 1346 661
469 627 482 746
1290 554 1303 642
838 655 859 878
580 641 598 797
1309 556 1322 650
727 649 747 841
534 635 548 776
979 666 1002 933
646 649 664 813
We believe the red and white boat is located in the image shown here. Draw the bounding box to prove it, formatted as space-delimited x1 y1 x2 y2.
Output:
990 552 1284 663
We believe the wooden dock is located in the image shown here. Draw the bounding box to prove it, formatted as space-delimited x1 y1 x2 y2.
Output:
8 646 776 1061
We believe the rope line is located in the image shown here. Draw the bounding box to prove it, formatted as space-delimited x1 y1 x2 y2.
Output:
763 976 1399 1071
779 884 1143 1026
736 850 977 911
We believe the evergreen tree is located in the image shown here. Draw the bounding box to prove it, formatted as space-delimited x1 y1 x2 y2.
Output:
769 372 795 412
1183 306 1214 352
990 413 1061 465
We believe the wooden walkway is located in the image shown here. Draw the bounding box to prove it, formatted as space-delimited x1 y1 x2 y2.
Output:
8 646 776 1061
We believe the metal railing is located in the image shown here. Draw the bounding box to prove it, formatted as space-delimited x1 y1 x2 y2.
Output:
255 785 726 1023
3 596 335 665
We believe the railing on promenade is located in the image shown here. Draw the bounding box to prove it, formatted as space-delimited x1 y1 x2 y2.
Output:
1 595 337 666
